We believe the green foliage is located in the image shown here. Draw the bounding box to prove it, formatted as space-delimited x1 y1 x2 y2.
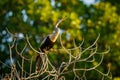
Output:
0 0 120 79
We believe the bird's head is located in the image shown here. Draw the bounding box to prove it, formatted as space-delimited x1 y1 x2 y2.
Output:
55 17 67 28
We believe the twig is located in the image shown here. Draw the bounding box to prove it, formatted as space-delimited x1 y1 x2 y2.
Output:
26 35 42 54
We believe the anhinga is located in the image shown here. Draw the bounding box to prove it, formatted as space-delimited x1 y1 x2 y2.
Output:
35 18 65 73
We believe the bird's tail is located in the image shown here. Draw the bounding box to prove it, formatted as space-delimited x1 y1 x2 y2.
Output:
35 53 44 73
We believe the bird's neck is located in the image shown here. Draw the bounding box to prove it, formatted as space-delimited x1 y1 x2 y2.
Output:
49 28 60 42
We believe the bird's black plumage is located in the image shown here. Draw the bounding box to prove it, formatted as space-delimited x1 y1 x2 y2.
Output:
40 36 55 53
35 36 55 73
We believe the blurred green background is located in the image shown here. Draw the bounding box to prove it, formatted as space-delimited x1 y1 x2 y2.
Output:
0 0 120 79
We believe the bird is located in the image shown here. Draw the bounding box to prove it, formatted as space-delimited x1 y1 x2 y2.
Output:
35 18 65 73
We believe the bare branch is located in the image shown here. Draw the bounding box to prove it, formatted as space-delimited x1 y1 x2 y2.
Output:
2 28 111 80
